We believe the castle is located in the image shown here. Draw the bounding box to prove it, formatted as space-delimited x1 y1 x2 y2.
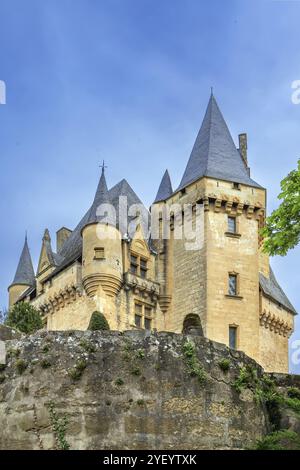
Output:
8 93 296 373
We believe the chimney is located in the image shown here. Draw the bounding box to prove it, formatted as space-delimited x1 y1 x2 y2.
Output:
56 227 72 252
238 133 248 165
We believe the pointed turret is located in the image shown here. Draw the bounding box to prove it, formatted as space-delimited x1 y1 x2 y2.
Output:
177 93 261 191
11 235 35 287
154 170 173 203
84 164 112 228
8 235 35 307
81 164 122 298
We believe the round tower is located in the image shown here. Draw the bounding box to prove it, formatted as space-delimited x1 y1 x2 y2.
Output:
81 165 123 298
8 235 35 308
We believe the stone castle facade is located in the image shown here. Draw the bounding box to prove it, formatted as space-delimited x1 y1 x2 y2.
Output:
8 94 296 373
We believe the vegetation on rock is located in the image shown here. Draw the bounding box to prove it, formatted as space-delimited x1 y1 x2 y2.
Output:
182 340 207 384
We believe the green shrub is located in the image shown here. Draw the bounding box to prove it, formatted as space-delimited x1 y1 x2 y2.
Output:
15 359 27 375
79 339 96 353
41 359 51 369
8 348 20 358
233 365 259 393
42 345 50 354
131 367 141 376
182 340 207 385
6 302 43 334
47 401 70 450
88 311 110 331
115 378 124 386
0 364 6 372
137 399 145 406
287 387 300 400
254 430 300 450
218 358 230 373
0 374 5 383
68 359 87 381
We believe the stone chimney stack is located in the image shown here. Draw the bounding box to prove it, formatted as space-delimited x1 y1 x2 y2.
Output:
238 133 248 166
56 227 72 252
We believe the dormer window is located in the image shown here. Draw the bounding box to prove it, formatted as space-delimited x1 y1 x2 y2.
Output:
130 252 148 279
232 182 241 190
130 254 138 274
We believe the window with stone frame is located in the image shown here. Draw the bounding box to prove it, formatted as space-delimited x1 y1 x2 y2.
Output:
134 302 153 330
228 273 238 296
130 252 148 279
228 216 237 234
130 254 138 275
140 258 148 279
94 247 105 259
229 326 238 349
134 303 143 328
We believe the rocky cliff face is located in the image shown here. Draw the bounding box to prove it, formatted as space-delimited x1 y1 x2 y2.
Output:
0 329 298 450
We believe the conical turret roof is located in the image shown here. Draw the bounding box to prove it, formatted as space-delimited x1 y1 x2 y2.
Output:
154 170 173 203
177 93 261 191
11 235 35 287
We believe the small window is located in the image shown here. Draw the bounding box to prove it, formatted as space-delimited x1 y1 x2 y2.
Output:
135 314 142 328
135 303 143 315
229 326 238 349
144 306 152 318
140 258 147 279
130 254 138 275
228 216 237 233
94 247 105 259
228 274 237 296
144 317 152 331
233 182 240 190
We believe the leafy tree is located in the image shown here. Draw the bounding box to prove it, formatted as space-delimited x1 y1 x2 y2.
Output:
262 159 300 256
88 311 110 331
6 302 43 334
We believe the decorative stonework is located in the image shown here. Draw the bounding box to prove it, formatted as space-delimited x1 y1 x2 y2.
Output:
39 284 83 315
199 193 264 218
124 272 159 302
83 274 122 298
259 310 293 337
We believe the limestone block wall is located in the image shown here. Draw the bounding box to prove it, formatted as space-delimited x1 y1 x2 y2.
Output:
258 294 294 373
205 208 260 361
0 330 269 450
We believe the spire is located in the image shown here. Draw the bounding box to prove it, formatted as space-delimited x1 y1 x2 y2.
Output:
84 165 112 227
11 235 35 287
154 170 173 203
177 94 261 191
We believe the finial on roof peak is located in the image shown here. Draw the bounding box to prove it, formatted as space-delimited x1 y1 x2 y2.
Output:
100 160 107 175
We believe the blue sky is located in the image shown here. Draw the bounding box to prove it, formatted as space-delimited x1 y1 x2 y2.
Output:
0 0 299 372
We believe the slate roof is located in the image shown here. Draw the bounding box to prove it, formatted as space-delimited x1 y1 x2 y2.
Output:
259 268 297 314
154 170 173 203
177 94 262 192
10 236 35 287
44 176 148 281
84 167 111 227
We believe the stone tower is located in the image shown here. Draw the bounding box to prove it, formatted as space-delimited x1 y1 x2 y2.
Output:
152 93 295 371
81 166 123 298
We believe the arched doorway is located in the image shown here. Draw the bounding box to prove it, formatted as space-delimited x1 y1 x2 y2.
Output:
182 314 203 336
